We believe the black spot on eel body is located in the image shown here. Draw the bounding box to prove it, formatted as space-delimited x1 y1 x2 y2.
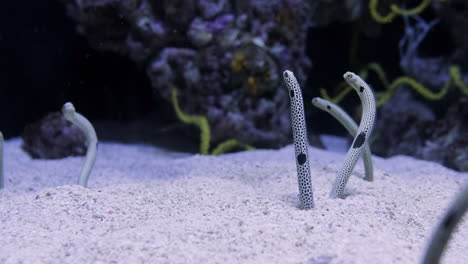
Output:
443 210 457 229
290 89 295 98
360 86 364 92
297 153 307 165
326 105 331 110
352 132 366 148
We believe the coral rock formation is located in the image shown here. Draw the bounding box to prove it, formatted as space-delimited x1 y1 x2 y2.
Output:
60 0 313 148
21 112 87 159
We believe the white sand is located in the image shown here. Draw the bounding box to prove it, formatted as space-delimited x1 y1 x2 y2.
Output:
0 137 467 264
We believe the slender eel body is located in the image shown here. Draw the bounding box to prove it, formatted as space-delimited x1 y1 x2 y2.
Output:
0 131 3 189
330 72 376 199
283 70 314 209
421 182 468 264
312 97 373 181
62 102 98 188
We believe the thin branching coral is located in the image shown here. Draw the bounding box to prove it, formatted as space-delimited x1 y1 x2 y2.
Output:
170 88 254 155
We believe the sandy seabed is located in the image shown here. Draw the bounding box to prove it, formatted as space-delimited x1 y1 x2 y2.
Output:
0 137 467 264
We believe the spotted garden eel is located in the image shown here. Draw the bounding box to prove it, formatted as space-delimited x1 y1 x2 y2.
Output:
62 102 98 188
0 131 3 189
311 97 373 181
421 181 468 264
330 72 376 199
283 70 314 209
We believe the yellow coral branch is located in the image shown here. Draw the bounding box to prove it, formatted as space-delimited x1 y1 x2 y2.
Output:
170 87 255 155
211 139 255 156
369 0 398 24
369 0 444 24
450 66 468 95
390 0 431 16
319 82 352 104
377 75 451 106
366 63 390 87
319 64 383 104
320 63 467 107
170 87 211 155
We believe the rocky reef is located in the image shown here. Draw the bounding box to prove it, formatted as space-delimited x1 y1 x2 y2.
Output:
308 0 468 171
22 112 87 159
372 91 468 171
369 0 468 171
60 0 313 148
58 0 468 170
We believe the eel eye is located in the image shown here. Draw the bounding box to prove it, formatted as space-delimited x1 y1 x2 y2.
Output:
346 73 353 79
